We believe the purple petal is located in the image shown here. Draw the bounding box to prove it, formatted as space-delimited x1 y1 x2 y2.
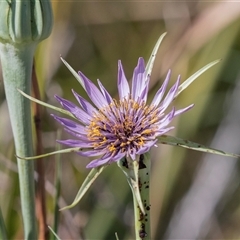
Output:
86 151 125 168
78 71 108 109
139 78 150 102
86 154 112 168
156 127 174 136
132 57 146 101
78 149 105 157
52 115 86 135
72 90 96 116
157 107 175 129
97 79 113 104
160 75 180 112
57 139 93 148
109 152 126 164
55 95 91 125
118 60 130 100
151 70 171 107
136 140 158 154
64 128 89 140
174 104 194 116
128 148 136 160
136 147 150 155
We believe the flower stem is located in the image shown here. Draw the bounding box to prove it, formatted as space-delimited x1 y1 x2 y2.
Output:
0 43 37 239
132 154 151 240
118 154 151 240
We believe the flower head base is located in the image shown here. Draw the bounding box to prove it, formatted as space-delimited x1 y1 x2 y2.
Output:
53 57 193 168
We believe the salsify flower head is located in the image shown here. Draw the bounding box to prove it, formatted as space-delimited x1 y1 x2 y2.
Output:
52 57 193 168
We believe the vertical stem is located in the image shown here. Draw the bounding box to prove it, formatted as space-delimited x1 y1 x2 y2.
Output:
132 185 151 240
118 154 151 240
0 43 37 239
132 154 151 240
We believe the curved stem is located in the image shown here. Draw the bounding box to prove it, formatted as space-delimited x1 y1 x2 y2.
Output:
0 43 37 239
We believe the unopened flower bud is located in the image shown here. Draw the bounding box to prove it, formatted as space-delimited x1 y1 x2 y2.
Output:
0 0 53 45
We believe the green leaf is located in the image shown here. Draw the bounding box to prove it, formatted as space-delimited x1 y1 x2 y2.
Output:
158 135 240 158
18 89 75 119
17 147 86 160
61 57 86 89
175 59 221 99
60 166 105 211
145 32 167 78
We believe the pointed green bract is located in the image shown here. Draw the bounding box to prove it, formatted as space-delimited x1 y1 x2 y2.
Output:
60 166 105 211
60 33 168 91
158 135 240 158
17 147 86 160
18 89 75 119
145 32 167 78
60 57 85 89
175 59 221 99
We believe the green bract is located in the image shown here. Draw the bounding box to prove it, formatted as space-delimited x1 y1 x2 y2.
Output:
0 0 53 44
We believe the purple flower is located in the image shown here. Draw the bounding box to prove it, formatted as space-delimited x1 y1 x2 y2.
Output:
52 57 193 168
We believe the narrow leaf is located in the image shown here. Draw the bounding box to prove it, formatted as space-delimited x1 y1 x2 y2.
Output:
17 147 85 160
145 32 167 77
18 89 75 119
61 57 85 90
175 59 221 98
60 166 105 211
158 135 240 158
48 226 61 240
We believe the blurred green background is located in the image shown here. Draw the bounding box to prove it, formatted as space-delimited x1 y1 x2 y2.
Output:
1 1 240 239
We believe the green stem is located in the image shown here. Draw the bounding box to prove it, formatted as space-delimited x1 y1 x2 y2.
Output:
118 154 151 240
132 154 151 240
0 43 37 239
